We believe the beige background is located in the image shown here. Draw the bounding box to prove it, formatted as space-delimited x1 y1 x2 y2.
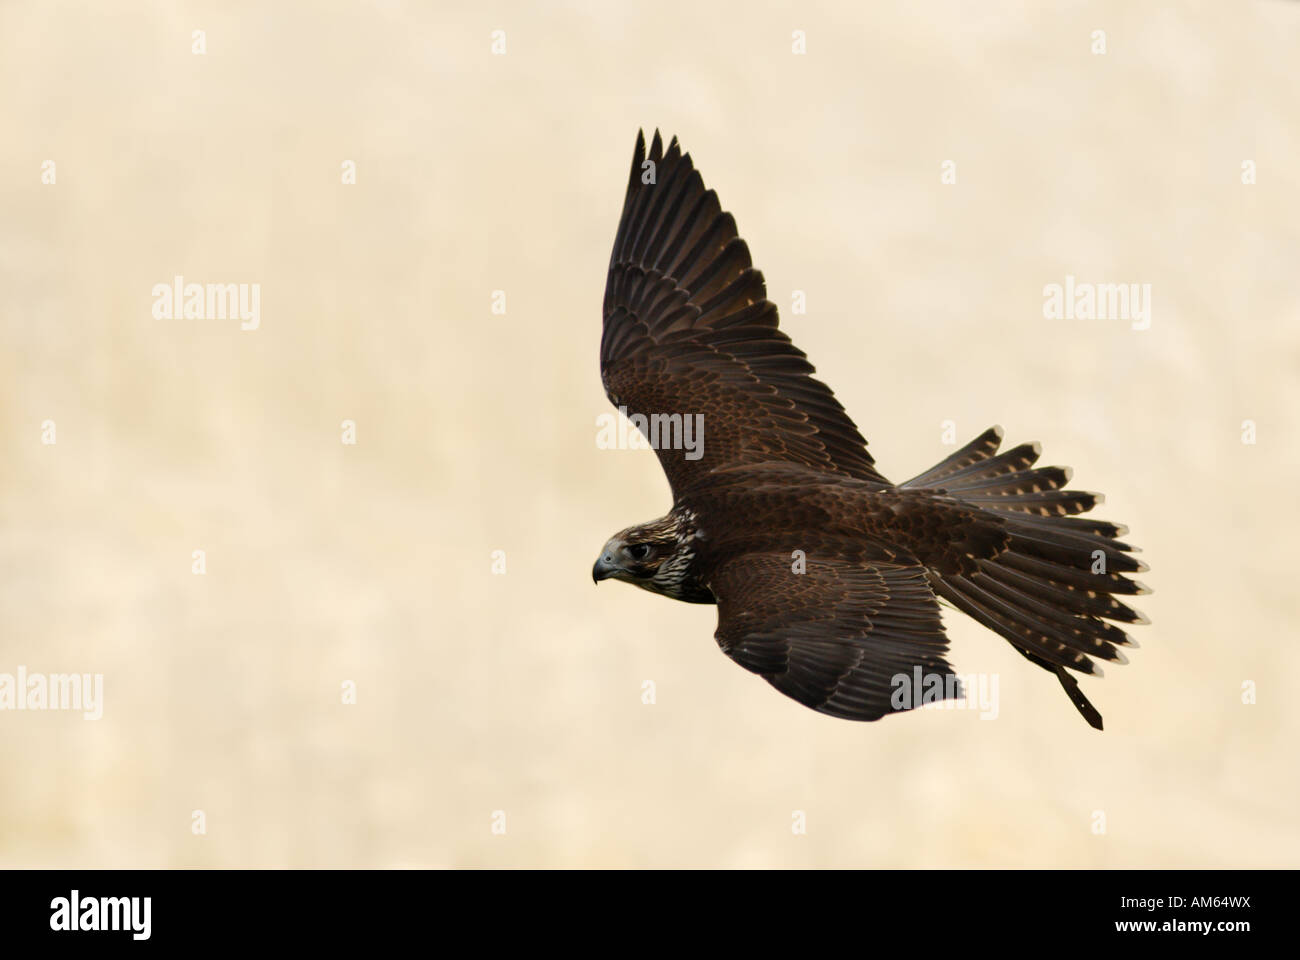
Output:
2 0 1298 868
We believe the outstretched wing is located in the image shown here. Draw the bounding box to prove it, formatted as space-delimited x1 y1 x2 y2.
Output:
602 130 888 500
708 552 961 721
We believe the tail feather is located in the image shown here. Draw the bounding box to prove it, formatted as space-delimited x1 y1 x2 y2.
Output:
1007 512 1132 541
1040 657 1106 730
911 426 1148 730
907 441 1046 491
970 565 1135 655
975 557 1147 626
930 441 1044 486
962 489 1104 517
1007 526 1146 574
1000 550 1149 596
931 578 1097 673
902 426 1004 488
940 575 1112 669
944 465 1072 496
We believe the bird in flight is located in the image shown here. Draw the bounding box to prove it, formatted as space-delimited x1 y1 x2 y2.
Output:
593 131 1148 729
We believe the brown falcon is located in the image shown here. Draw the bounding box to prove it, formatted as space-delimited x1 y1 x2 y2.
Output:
592 130 1148 729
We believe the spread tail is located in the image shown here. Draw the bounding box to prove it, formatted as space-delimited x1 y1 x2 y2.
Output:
903 426 1149 730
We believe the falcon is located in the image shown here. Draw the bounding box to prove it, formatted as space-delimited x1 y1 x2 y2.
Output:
592 131 1148 729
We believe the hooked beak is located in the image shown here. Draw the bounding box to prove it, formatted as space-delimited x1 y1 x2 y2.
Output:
592 551 620 583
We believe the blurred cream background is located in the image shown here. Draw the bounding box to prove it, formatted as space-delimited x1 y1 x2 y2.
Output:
1 0 1298 867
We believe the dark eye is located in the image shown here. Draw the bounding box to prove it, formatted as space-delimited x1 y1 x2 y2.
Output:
628 543 652 561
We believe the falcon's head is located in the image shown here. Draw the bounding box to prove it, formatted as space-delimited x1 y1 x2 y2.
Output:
592 513 711 603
